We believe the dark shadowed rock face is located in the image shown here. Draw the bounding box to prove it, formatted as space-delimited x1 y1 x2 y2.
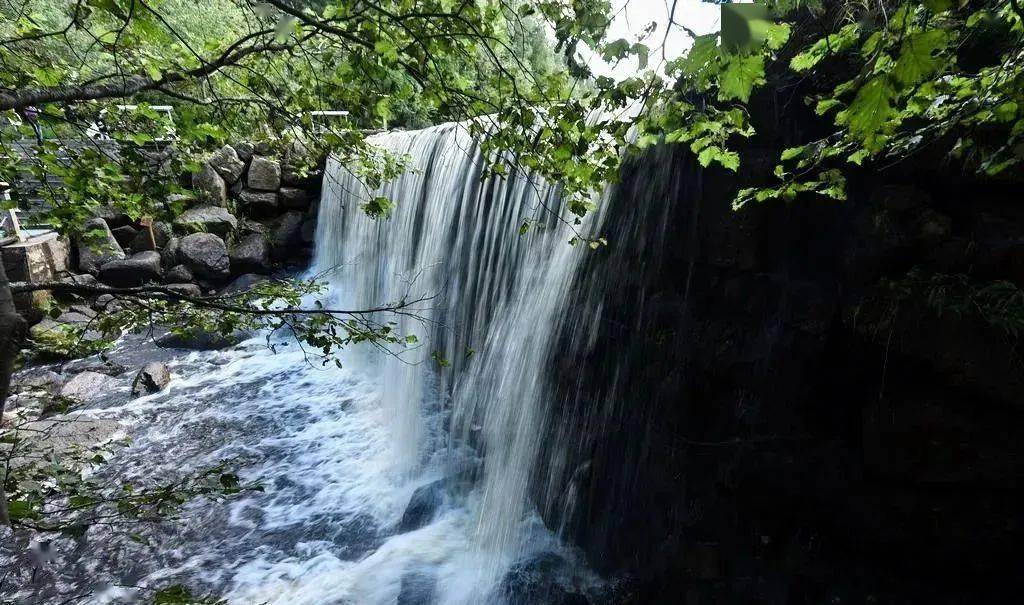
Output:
398 481 446 532
178 233 230 280
219 273 266 296
498 553 590 605
165 264 194 284
239 189 279 217
209 145 246 184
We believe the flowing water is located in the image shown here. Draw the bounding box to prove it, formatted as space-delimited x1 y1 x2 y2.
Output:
2 123 612 604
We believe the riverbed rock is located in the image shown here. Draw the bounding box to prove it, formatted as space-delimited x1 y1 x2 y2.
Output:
397 572 437 605
164 283 203 298
131 362 171 397
239 189 279 216
62 357 127 377
77 218 125 275
165 264 194 283
59 371 118 403
247 156 281 191
156 329 241 350
92 294 121 312
499 553 589 605
192 162 228 206
208 145 246 184
178 233 230 280
99 251 162 287
128 223 156 252
11 369 63 395
174 205 238 237
229 234 272 274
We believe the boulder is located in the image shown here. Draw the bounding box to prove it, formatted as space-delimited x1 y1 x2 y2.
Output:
111 225 138 248
99 251 162 287
233 141 255 163
77 218 125 275
131 362 171 397
11 369 64 395
165 264 194 283
398 480 446 532
93 294 121 312
59 370 118 403
152 221 172 248
229 234 272 274
220 273 266 296
267 211 304 258
279 187 310 210
208 145 246 184
239 189 279 216
499 553 589 605
247 156 281 191
129 223 156 252
192 162 228 206
238 219 268 236
174 205 238 237
178 233 230 280
156 329 241 350
161 237 180 268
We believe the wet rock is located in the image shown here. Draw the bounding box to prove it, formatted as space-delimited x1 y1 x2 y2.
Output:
76 218 125 275
131 362 171 397
174 205 238 237
267 211 304 258
110 225 138 248
92 294 121 312
219 273 266 296
59 370 118 402
178 233 230 280
192 162 228 206
398 480 446 532
229 234 272 274
165 264 194 283
164 282 203 298
208 144 246 184
239 189 279 216
279 187 310 210
161 236 180 269
99 251 162 287
397 571 437 605
499 553 589 605
247 156 281 191
156 329 241 350
11 369 63 395
62 357 127 376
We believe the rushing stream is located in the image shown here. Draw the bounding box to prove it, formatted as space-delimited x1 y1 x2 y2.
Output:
3 123 612 604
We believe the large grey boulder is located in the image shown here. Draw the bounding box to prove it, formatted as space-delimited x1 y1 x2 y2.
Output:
233 141 255 163
131 362 171 398
60 371 118 403
247 156 281 191
192 162 228 206
99 251 162 287
229 234 272 274
267 211 304 258
208 145 246 184
77 218 125 275
239 189 278 216
161 237 180 268
174 205 238 236
178 233 230 280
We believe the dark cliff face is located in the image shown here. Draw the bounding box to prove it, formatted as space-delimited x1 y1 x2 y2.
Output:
539 98 1024 604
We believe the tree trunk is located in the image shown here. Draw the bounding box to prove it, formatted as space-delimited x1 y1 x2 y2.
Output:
0 257 27 526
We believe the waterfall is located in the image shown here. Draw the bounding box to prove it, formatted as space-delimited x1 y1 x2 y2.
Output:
314 122 605 594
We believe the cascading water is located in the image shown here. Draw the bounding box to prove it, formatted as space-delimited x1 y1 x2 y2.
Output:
315 122 607 598
1 122 613 605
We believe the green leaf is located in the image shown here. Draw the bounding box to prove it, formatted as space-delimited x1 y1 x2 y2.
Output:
718 54 765 102
765 22 792 50
790 24 860 72
845 76 895 140
892 29 949 86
